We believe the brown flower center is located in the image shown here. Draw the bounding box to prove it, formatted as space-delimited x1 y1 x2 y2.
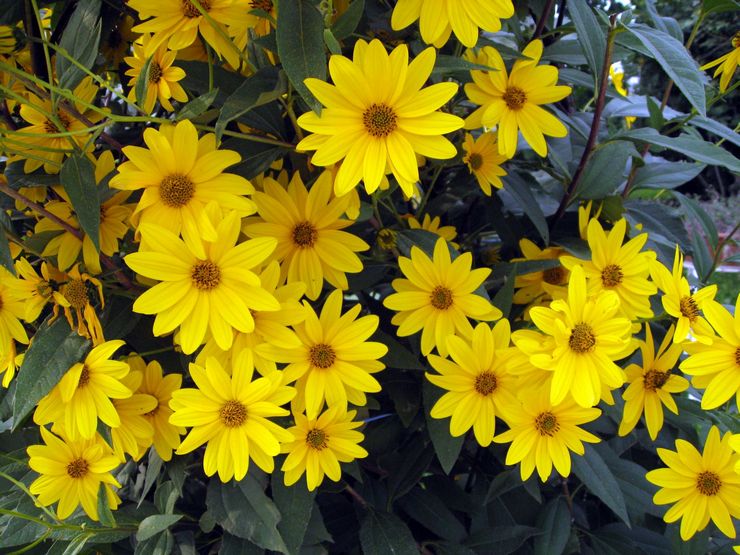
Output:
66 458 89 479
363 103 398 137
569 322 596 353
306 428 328 451
148 61 163 84
77 365 91 389
503 86 527 110
309 343 336 369
467 153 483 171
292 221 318 248
64 279 89 310
732 31 740 49
735 347 740 367
191 261 221 291
43 111 72 133
679 296 699 322
219 400 247 428
643 369 670 392
159 173 195 208
182 0 210 18
534 411 560 437
696 471 721 496
601 264 623 287
430 286 453 310
376 228 397 250
542 266 566 285
474 371 498 396
250 0 274 11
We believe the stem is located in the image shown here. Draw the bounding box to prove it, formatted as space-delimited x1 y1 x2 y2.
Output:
704 221 740 280
0 184 83 240
533 0 557 40
417 165 443 217
343 483 368 508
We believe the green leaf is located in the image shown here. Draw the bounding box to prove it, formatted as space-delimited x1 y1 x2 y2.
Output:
138 449 164 507
567 0 606 85
223 139 290 180
136 514 183 542
276 0 326 114
644 0 683 41
373 330 423 371
3 161 60 188
492 264 516 318
272 475 315 555
135 54 153 110
631 160 705 190
359 509 418 555
491 259 561 281
323 29 341 55
504 172 549 244
396 229 444 258
61 533 93 555
577 141 639 199
12 317 90 429
625 200 690 251
97 482 117 527
55 0 101 90
219 533 263 555
646 96 665 129
432 55 497 76
0 229 15 275
572 444 630 526
386 435 435 503
60 154 100 251
674 192 718 248
534 497 570 555
331 0 364 40
624 25 706 116
465 525 541 553
701 0 740 16
399 487 467 543
690 116 740 148
176 88 220 121
423 381 463 474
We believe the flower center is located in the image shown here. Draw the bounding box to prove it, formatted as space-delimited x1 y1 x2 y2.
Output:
376 228 397 250
64 279 89 310
309 343 336 369
77 365 91 389
182 0 210 18
696 471 721 496
474 371 498 396
292 221 318 248
679 296 699 322
534 411 560 437
306 428 328 451
643 369 670 392
250 0 274 10
191 261 221 291
219 400 247 428
600 264 623 287
159 173 195 208
66 457 89 479
363 103 398 138
503 86 527 110
542 266 566 285
148 61 163 84
569 322 596 353
430 286 453 310
43 111 72 133
467 153 483 171
732 31 740 49
735 347 740 367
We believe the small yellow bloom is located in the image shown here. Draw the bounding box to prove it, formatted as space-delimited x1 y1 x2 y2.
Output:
512 239 569 312
52 264 105 344
407 213 458 247
124 35 188 113
110 370 157 462
701 32 740 92
461 132 508 194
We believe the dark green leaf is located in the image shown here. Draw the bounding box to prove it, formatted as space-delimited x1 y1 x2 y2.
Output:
3 161 59 188
272 475 315 555
396 229 443 258
387 435 434 503
491 259 561 281
136 514 183 542
492 264 516 318
624 200 690 250
674 192 718 247
55 0 101 89
154 480 178 514
568 0 606 85
465 525 541 554
138 449 164 508
399 487 467 543
0 229 14 275
631 160 705 190
504 173 549 244
644 0 683 41
61 533 92 555
423 381 463 474
689 227 712 282
331 0 364 39
176 88 220 121
647 96 665 129
323 29 341 55
432 55 496 76
577 141 638 199
97 482 117 528
359 509 418 555
534 497 570 555
219 533 263 555
60 154 100 251
690 116 740 148
701 0 740 16
373 330 423 371
134 529 174 555
572 444 630 526
135 55 153 110
224 140 290 180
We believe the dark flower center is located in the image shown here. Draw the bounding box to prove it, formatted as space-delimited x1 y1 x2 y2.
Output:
64 279 89 309
569 322 596 353
696 471 721 496
679 296 699 322
601 264 624 287
159 173 195 208
182 0 211 18
191 261 221 291
643 369 670 391
467 153 483 171
474 371 498 396
363 103 398 137
535 411 560 436
306 428 328 450
309 343 336 369
66 458 89 479
148 61 163 84
292 221 318 248
543 266 566 285
430 286 453 310
503 86 527 110
219 400 247 427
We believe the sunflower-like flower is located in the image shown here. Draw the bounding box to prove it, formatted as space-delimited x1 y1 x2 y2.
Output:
52 264 105 344
384 237 501 356
701 31 739 93
11 259 62 324
464 41 571 158
390 0 514 47
512 239 569 312
110 370 157 462
296 39 463 197
0 267 30 357
461 132 508 195
125 35 188 113
647 426 740 541
407 213 458 247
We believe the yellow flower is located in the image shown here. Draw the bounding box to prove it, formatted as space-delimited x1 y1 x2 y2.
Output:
28 427 121 521
296 39 462 197
609 63 636 127
110 119 255 259
125 211 280 355
731 435 740 474
52 264 105 344
618 324 688 440
34 340 132 440
650 246 717 344
110 370 157 462
578 200 601 240
561 218 657 321
494 389 601 481
0 342 21 388
646 426 740 541
522 265 634 408
384 237 501 356
461 132 508 195
169 355 294 482
0 25 17 54
243 172 369 300
0 267 30 355
465 41 571 158
680 294 740 409
512 239 569 310
390 0 514 48
125 36 188 113
701 32 740 93
407 213 458 247
426 321 518 446
281 406 368 491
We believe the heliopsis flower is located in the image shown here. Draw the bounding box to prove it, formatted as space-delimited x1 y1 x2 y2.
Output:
561 218 656 321
0 25 17 54
494 389 601 481
609 63 636 127
647 426 740 541
109 119 255 258
259 289 387 419
28 427 121 521
125 211 280 355
701 32 740 93
52 265 105 344
110 370 157 462
426 320 518 446
407 213 458 247
512 239 569 309
129 356 184 461
464 41 571 158
281 406 368 491
34 340 132 440
680 294 740 409
169 355 294 482
390 0 514 47
0 267 30 353
243 172 369 300
524 265 634 408
0 341 21 388
618 324 688 439
578 200 601 240
650 246 717 344
384 237 501 356
461 132 508 194
125 36 188 113
296 39 463 197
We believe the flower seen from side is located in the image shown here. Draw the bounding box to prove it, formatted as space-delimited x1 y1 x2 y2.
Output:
701 31 740 92
461 132 508 195
124 35 188 113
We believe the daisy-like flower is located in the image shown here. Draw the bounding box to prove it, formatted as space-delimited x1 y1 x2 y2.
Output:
109 119 255 259
0 267 30 353
384 237 501 356
259 289 387 419
28 427 121 521
125 211 280 355
281 406 368 491
701 31 739 93
110 370 157 462
407 213 458 247
169 355 294 482
650 246 717 344
426 320 519 446
464 41 571 158
561 218 657 321
243 172 369 300
578 201 601 240
34 340 132 440
680 294 740 409
512 239 569 310
647 426 740 541
124 36 188 113
522 265 634 408
461 132 508 195
494 389 601 482
52 264 105 344
296 39 463 197
390 0 514 48
618 324 688 440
